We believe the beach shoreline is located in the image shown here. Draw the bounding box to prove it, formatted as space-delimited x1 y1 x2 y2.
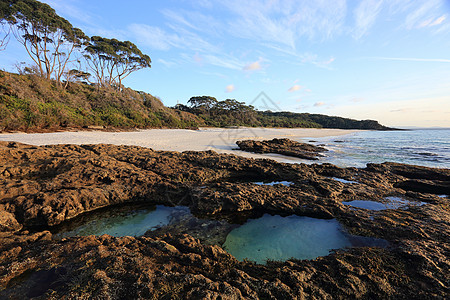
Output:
0 127 360 163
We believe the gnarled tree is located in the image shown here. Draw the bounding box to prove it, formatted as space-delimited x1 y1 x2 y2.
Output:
85 36 151 90
0 1 13 51
4 0 88 83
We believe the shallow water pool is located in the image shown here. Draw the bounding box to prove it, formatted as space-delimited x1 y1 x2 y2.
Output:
222 214 352 264
342 197 426 211
54 205 191 238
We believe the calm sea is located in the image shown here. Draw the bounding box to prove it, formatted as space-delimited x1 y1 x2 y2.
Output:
305 129 450 169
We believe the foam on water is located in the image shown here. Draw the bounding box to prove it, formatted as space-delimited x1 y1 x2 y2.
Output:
222 214 352 264
55 205 191 238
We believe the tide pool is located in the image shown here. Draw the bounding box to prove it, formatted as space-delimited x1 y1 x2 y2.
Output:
54 205 191 238
222 214 352 264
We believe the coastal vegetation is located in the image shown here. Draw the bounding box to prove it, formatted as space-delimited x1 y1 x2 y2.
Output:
0 0 393 132
175 95 393 130
0 70 202 131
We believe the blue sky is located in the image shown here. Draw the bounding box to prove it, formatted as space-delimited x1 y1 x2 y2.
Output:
2 0 450 127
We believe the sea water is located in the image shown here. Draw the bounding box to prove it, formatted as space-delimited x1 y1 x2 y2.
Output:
222 214 352 264
305 129 450 168
54 205 191 238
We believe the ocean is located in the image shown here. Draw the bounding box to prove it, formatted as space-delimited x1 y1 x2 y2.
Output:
305 129 450 169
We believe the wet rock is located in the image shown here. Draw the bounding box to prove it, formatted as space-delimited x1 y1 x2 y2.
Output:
236 138 327 160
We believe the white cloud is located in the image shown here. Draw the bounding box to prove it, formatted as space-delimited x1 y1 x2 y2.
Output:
202 54 243 70
404 0 444 29
288 84 302 92
419 15 447 28
430 15 446 26
353 0 384 39
128 23 218 53
219 0 347 50
314 102 325 107
225 84 235 93
128 24 174 50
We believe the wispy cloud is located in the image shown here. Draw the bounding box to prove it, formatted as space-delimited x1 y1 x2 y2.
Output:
418 15 447 28
157 59 177 68
352 0 384 39
220 0 347 50
128 24 175 50
404 0 448 31
128 23 218 53
314 102 325 107
42 0 96 26
200 54 243 70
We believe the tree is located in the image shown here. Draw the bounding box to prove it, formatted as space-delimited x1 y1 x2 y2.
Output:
84 36 151 90
0 1 13 51
4 0 88 83
188 96 218 113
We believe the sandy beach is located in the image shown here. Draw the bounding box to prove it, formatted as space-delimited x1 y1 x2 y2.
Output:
0 127 358 163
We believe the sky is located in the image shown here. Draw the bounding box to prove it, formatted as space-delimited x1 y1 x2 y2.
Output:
1 0 450 127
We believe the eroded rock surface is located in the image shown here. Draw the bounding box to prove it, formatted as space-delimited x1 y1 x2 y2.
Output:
0 141 448 299
236 138 327 160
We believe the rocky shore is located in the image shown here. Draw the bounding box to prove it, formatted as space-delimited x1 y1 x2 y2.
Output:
236 138 327 160
0 141 449 299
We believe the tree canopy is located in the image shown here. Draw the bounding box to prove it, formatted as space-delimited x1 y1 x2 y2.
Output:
2 0 89 82
1 0 150 90
85 36 151 89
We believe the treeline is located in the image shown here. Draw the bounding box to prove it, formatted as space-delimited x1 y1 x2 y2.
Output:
0 0 150 90
175 96 394 130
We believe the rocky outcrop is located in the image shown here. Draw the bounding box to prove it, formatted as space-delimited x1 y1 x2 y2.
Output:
236 138 327 160
0 141 448 299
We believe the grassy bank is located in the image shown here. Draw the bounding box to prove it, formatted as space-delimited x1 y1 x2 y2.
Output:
0 71 203 132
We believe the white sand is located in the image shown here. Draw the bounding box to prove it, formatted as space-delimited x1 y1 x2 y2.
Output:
0 128 358 163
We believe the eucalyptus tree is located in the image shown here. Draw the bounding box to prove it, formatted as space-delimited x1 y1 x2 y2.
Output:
84 36 151 89
187 96 218 113
0 1 13 51
2 0 88 83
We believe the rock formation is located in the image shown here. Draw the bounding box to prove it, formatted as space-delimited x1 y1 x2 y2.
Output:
0 141 448 299
236 138 327 160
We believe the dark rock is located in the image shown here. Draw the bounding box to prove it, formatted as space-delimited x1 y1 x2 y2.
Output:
236 138 327 160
